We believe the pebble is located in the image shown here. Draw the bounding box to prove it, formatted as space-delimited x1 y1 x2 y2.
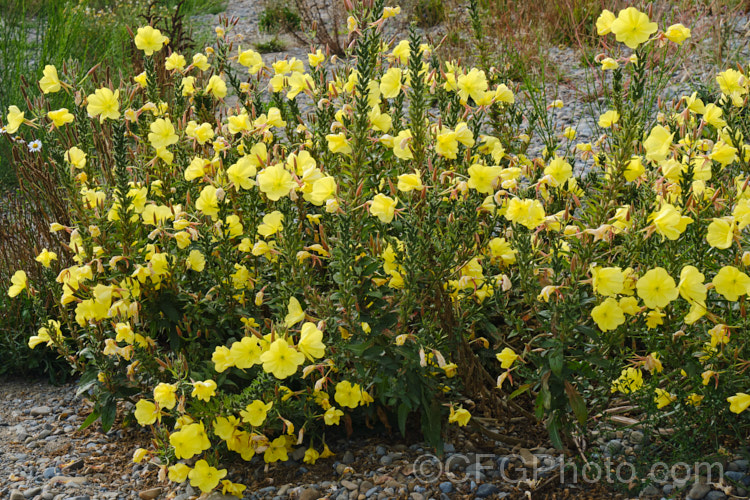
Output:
705 492 727 500
438 481 453 493
30 406 52 416
342 450 355 465
138 487 163 499
475 483 500 498
687 482 712 500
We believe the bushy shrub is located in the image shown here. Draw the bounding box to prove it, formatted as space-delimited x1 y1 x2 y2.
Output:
4 2 750 495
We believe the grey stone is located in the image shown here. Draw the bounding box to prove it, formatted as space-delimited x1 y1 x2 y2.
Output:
629 430 644 443
375 445 387 456
365 487 379 497
379 455 392 466
640 484 660 497
138 488 163 500
705 492 727 500
662 484 674 495
43 467 59 479
30 406 52 416
341 479 358 491
203 493 236 500
438 482 453 494
687 482 712 500
475 484 500 498
24 488 43 498
299 488 321 500
605 439 623 455
10 491 25 500
342 450 355 465
291 447 307 461
443 443 455 453
726 471 744 482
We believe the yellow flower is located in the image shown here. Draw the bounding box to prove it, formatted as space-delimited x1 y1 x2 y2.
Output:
650 203 692 240
264 436 289 463
600 58 618 70
171 422 211 460
5 105 26 134
35 249 58 268
644 125 673 163
221 480 247 498
712 266 750 301
334 380 362 409
238 48 263 73
308 176 337 205
505 198 546 230
196 185 219 217
87 88 120 122
678 265 707 306
191 380 217 402
324 406 344 425
280 296 304 328
134 26 168 55
610 7 657 49
47 108 74 127
7 270 27 298
326 133 352 155
257 164 296 201
370 193 398 223
192 53 210 71
665 23 691 45
623 156 645 182
132 448 150 463
148 118 178 150
39 65 61 93
260 338 305 379
448 406 471 426
598 110 620 128
205 74 227 99
495 347 518 369
298 322 326 361
165 52 186 70
591 297 626 331
544 156 572 186
304 447 320 464
596 9 616 35
153 382 177 410
707 217 736 249
654 388 676 409
467 164 502 194
168 463 191 483
308 49 325 67
134 399 160 426
188 459 227 493
636 267 678 309
728 393 750 414
240 400 273 427
380 68 403 99
212 345 235 372
394 171 424 193
591 266 625 296
457 68 488 103
611 367 643 394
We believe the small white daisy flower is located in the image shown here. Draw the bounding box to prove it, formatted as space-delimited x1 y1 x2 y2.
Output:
28 139 42 152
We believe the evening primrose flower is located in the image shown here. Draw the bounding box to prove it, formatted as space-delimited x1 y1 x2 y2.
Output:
35 249 58 268
591 297 625 331
728 393 750 414
165 52 186 70
467 164 502 194
457 68 488 103
610 7 657 49
650 203 693 240
334 380 362 408
712 266 750 301
240 400 273 427
264 436 289 463
495 347 518 369
134 26 168 56
636 267 678 309
654 388 676 409
448 406 471 426
5 105 26 134
257 164 295 201
324 406 344 425
326 133 352 155
591 266 625 296
596 9 616 35
665 24 690 44
370 193 398 223
298 322 325 361
397 171 423 192
87 88 120 122
238 48 263 74
153 382 177 410
644 125 673 162
148 118 178 150
380 68 403 99
134 399 160 426
188 459 227 493
611 367 643 394
304 447 320 464
505 198 546 230
260 338 305 379
205 74 227 99
707 217 736 249
39 65 61 93
598 109 620 128
47 108 74 127
7 270 27 297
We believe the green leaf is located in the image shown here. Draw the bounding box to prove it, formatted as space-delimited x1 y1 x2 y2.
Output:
78 410 100 432
509 383 532 400
547 415 564 450
397 403 409 437
564 381 587 426
100 398 117 432
549 347 563 376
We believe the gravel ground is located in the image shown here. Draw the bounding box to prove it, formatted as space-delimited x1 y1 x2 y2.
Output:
3 3 750 500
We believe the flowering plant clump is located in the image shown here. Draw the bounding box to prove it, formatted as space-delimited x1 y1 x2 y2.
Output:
4 1 750 493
